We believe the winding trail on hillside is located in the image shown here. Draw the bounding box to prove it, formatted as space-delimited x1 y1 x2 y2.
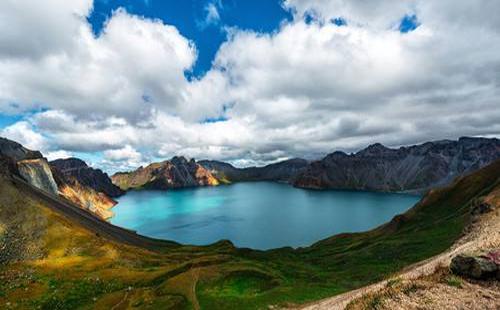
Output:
294 193 500 310
296 243 475 310
12 175 179 251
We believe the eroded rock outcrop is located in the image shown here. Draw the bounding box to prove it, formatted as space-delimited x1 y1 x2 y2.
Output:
57 181 117 219
1 137 118 219
112 156 219 190
50 158 123 197
49 159 121 220
293 137 500 192
1 138 58 195
17 159 59 195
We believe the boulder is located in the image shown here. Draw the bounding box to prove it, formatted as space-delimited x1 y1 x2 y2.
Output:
450 253 499 280
471 202 494 215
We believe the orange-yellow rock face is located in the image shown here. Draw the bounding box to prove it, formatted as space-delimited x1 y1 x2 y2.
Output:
194 165 220 186
59 183 117 220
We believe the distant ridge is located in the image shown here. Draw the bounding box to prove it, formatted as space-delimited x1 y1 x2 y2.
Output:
196 137 500 194
293 137 500 192
198 158 308 183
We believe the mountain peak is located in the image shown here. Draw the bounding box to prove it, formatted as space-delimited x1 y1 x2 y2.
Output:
50 157 88 169
358 143 391 156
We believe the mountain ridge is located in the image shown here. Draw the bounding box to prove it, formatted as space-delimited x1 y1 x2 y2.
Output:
107 137 500 194
292 136 500 192
111 156 219 190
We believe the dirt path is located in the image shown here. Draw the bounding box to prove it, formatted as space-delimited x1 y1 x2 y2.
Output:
191 269 201 310
297 242 475 310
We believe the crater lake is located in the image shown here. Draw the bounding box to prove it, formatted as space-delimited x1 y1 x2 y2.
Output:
111 182 420 250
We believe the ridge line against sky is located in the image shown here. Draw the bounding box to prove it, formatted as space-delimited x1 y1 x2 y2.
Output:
0 0 499 173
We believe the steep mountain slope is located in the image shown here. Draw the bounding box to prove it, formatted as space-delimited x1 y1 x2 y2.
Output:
49 158 124 219
294 137 500 192
0 137 58 195
50 158 123 197
51 170 118 220
112 156 219 190
0 137 119 219
199 158 308 183
1 142 499 309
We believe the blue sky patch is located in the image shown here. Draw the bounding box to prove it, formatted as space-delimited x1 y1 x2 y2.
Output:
399 14 420 33
0 113 22 128
202 116 229 124
88 0 291 77
332 17 347 27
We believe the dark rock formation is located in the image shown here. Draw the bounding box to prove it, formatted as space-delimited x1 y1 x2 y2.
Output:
450 251 500 280
198 158 308 183
0 137 42 162
293 137 500 192
50 158 123 197
0 154 18 176
471 202 494 215
112 156 219 191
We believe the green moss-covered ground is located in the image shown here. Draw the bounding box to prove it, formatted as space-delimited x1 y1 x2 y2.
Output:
1 160 499 309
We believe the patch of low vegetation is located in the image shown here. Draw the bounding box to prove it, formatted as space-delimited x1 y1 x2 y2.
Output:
346 280 425 310
1 161 499 309
33 277 124 310
203 270 279 297
444 275 463 288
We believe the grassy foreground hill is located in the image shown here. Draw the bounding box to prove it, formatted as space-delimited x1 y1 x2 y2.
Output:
1 159 499 309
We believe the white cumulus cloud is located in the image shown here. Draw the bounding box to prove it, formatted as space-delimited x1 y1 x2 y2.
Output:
1 0 500 172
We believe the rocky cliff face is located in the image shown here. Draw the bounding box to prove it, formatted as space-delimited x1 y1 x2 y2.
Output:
112 156 219 190
1 137 118 219
199 158 308 183
57 181 117 219
293 137 500 192
17 159 59 195
1 138 58 195
49 159 120 220
50 158 123 197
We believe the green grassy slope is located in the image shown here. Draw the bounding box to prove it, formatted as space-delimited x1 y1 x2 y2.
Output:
1 160 499 309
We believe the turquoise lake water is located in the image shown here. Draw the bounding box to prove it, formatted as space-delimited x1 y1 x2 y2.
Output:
111 182 420 250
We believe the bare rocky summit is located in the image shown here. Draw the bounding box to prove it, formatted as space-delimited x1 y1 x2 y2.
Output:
0 137 42 162
112 156 219 190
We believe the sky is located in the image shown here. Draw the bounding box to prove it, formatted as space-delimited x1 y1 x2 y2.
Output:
1 0 499 173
